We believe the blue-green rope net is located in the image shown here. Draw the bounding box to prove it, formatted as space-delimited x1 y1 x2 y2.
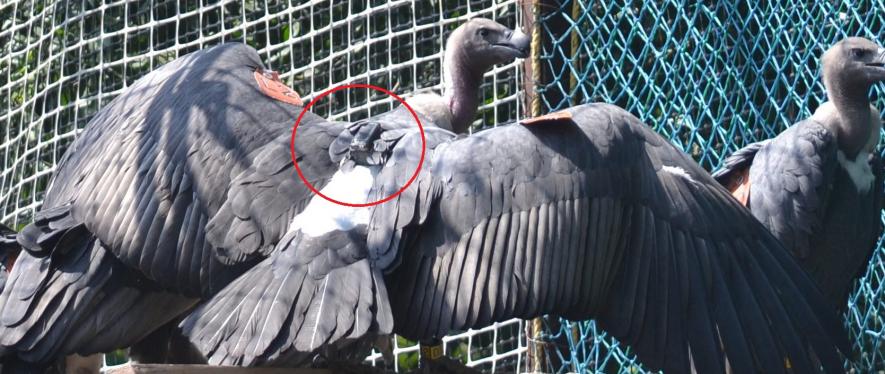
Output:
537 1 884 372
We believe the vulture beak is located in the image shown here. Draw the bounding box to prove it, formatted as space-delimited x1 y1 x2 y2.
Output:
494 28 530 58
865 47 885 81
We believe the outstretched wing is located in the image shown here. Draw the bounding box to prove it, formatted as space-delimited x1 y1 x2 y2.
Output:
205 104 442 265
368 103 847 373
180 227 392 366
180 113 455 367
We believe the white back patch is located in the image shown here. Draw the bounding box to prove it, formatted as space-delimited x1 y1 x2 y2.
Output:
662 165 695 183
405 93 453 131
837 150 874 193
810 101 837 124
288 165 378 237
813 101 882 152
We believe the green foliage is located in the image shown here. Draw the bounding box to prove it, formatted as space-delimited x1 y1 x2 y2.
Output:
104 349 128 365
396 336 419 370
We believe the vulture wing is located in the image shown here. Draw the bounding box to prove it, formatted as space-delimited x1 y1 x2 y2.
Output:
204 104 436 267
368 103 847 373
179 113 452 367
711 139 770 204
180 227 393 367
24 43 328 297
205 122 344 265
712 139 770 183
0 43 343 363
743 121 838 259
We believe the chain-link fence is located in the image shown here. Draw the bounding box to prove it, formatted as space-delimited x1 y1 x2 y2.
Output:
535 0 885 372
2 0 885 372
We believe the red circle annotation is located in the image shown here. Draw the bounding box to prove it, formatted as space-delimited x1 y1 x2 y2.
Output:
289 83 427 208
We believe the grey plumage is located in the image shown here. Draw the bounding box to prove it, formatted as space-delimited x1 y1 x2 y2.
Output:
180 113 448 367
377 104 847 373
0 16 530 367
181 227 392 366
0 43 335 366
715 37 885 313
711 139 770 182
184 103 848 373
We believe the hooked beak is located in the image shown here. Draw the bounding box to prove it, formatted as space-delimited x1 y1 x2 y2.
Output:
867 48 885 68
865 47 885 82
494 28 530 59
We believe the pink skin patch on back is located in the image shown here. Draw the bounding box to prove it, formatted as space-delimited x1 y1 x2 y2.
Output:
726 167 751 206
254 69 304 106
520 111 573 126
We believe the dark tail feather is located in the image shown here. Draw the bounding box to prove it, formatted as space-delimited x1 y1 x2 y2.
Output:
17 204 86 259
0 211 196 365
0 355 52 374
181 242 393 367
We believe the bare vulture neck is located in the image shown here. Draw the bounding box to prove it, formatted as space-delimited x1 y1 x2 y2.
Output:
443 48 486 134
822 74 875 158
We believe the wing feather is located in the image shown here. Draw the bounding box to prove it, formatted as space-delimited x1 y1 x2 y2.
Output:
181 228 391 366
32 43 331 298
746 121 837 259
499 210 522 319
370 103 846 373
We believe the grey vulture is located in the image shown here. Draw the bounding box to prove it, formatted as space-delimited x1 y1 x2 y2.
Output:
0 18 529 371
181 103 850 373
714 37 885 313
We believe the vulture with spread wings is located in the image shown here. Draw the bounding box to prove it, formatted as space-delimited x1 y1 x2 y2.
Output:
0 18 530 371
182 103 849 373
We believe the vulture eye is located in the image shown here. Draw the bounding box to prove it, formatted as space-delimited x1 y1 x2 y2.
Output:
852 48 866 58
478 28 488 37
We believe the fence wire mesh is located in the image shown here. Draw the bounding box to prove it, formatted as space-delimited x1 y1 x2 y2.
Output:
3 0 885 372
0 0 527 372
536 0 885 372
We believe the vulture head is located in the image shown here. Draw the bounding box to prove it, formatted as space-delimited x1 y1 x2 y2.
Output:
410 18 529 133
822 37 885 92
816 37 885 156
449 18 530 70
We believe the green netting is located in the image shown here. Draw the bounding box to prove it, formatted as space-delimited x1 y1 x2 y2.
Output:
536 0 884 372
